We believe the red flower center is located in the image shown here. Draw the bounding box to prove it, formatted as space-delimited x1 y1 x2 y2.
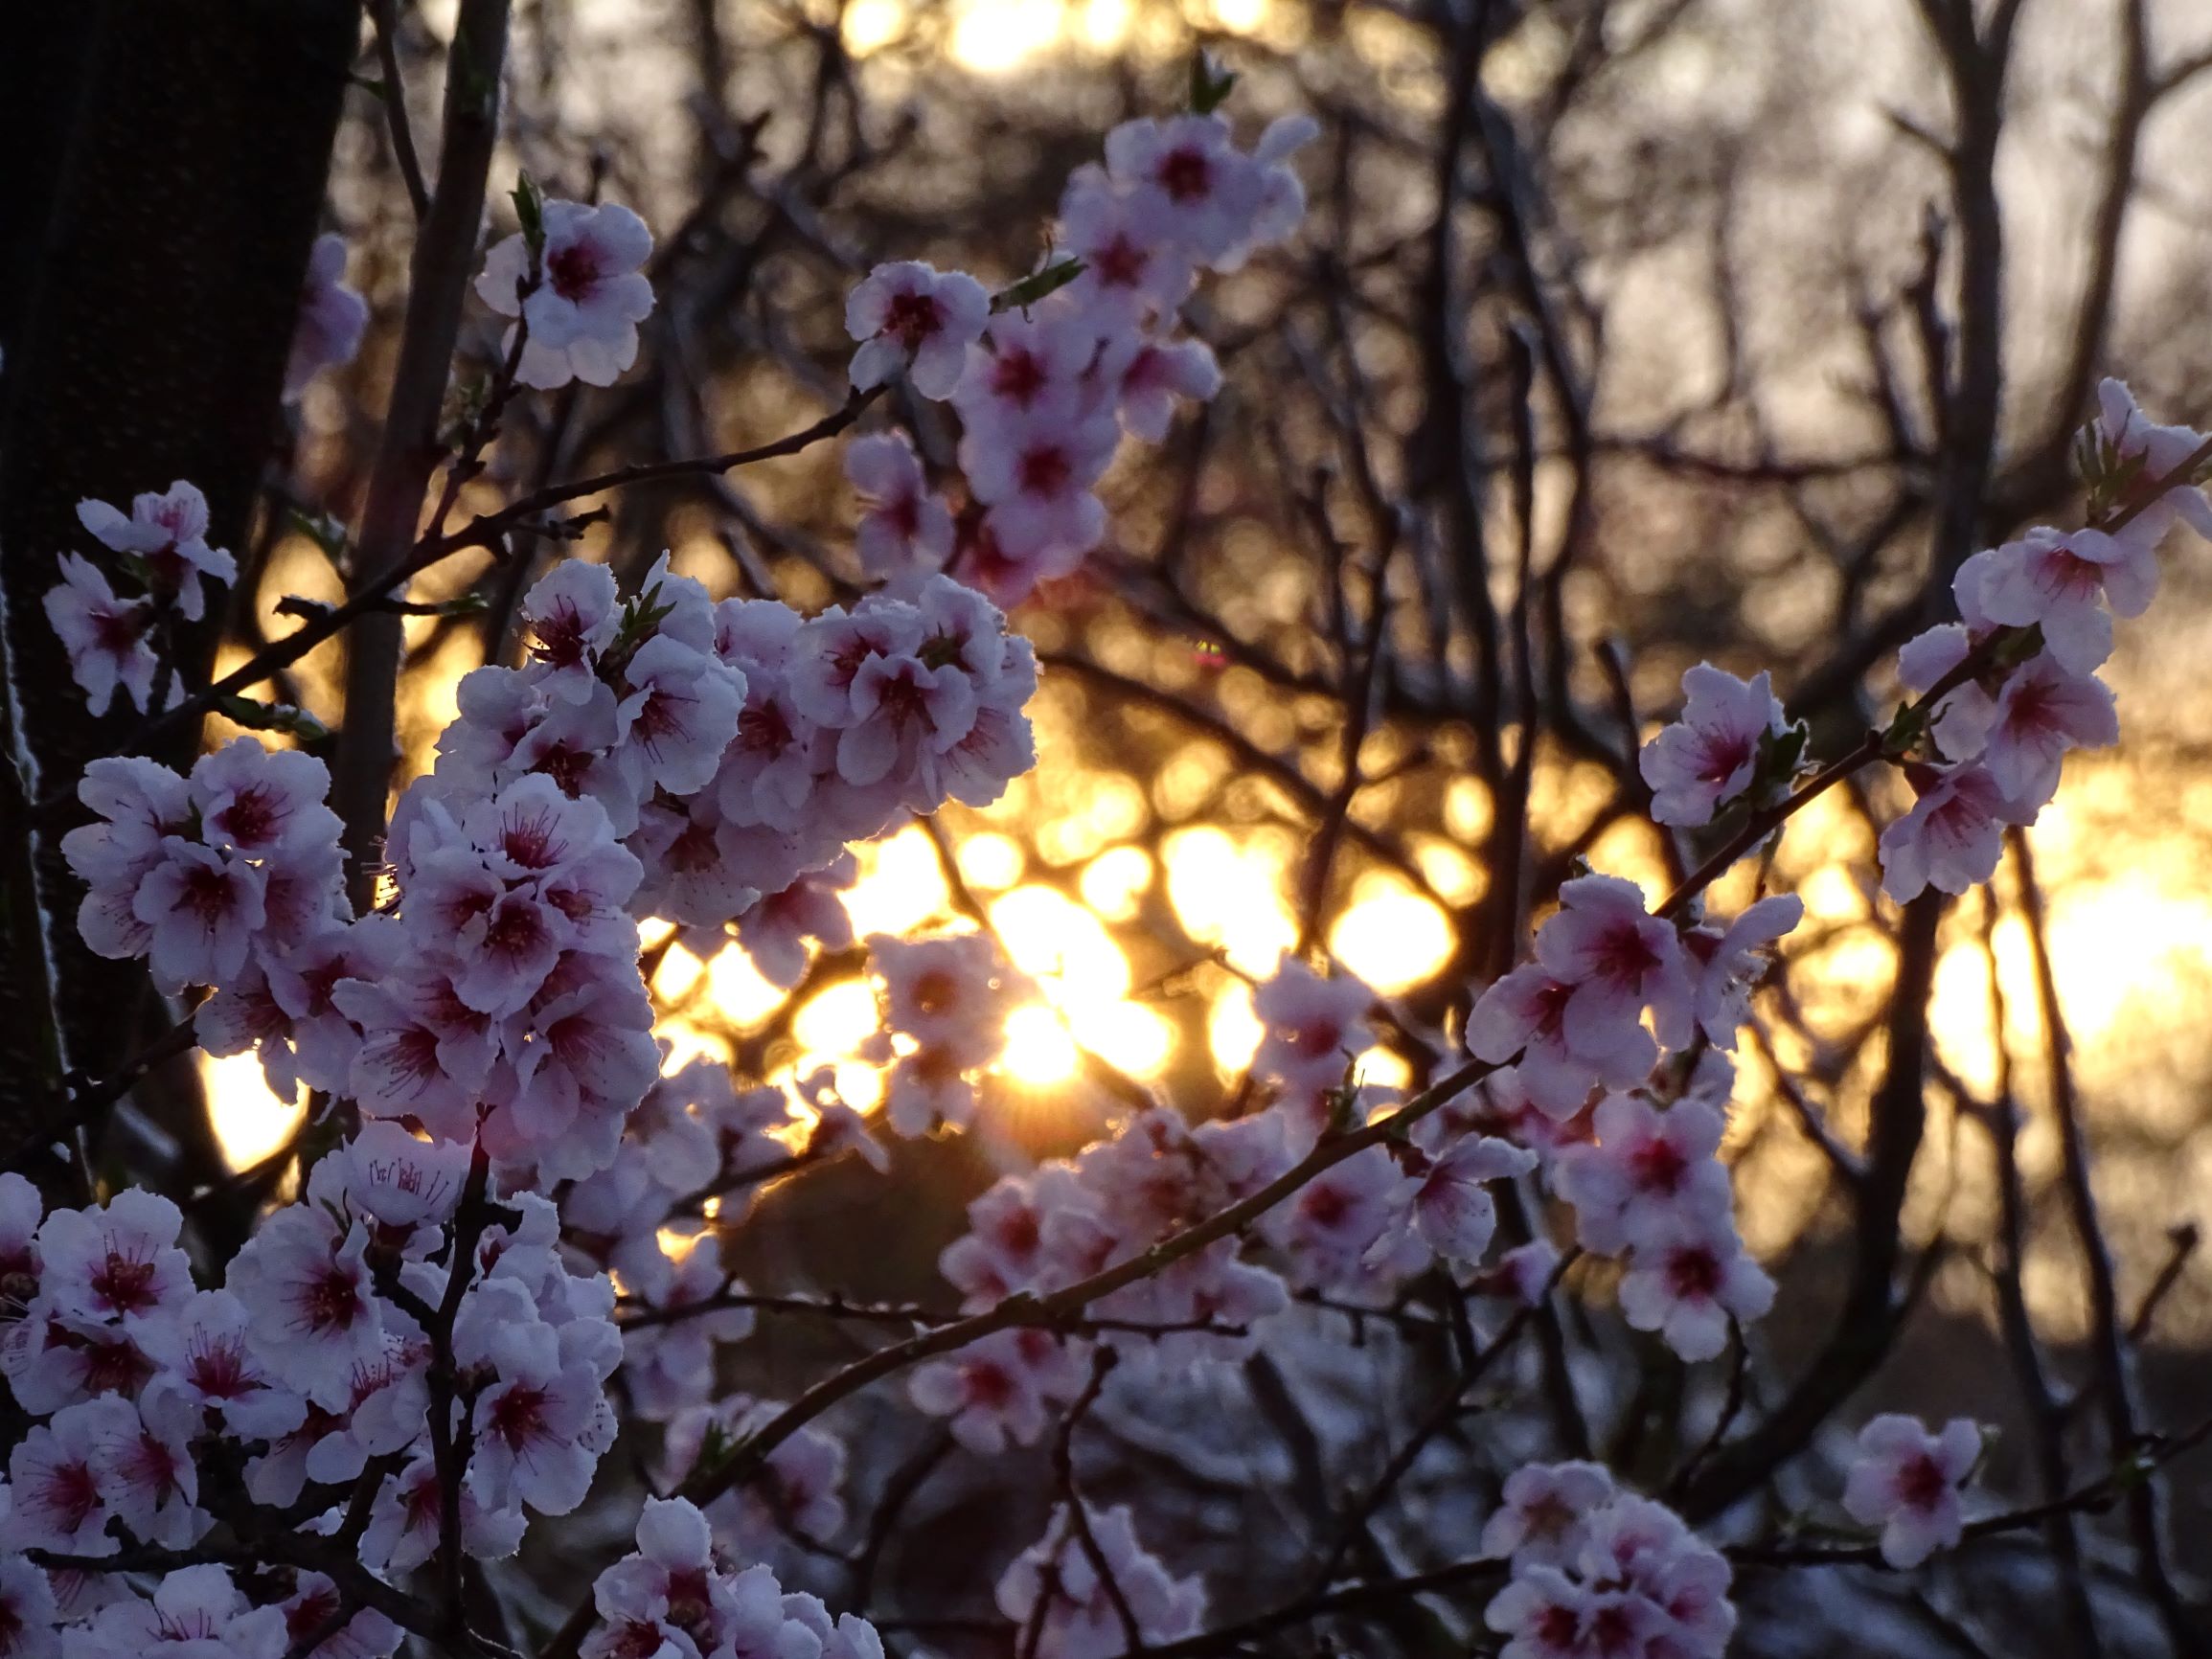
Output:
1158 146 1213 202
546 241 602 303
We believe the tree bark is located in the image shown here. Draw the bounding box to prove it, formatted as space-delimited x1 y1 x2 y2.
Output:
0 0 361 1181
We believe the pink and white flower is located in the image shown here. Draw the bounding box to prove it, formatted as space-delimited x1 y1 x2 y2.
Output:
285 232 371 399
1877 762 2021 903
1977 652 2119 806
1616 1211 1774 1362
477 199 657 390
76 481 236 621
129 838 266 989
1639 665 1790 827
1105 114 1265 266
1973 524 2158 675
845 261 991 400
42 553 160 717
845 432 954 579
1841 1414 1983 1568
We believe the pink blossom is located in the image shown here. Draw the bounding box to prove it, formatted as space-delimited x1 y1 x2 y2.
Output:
837 650 978 788
522 560 623 699
1639 665 1789 827
908 1329 1075 1454
1483 1463 1620 1567
0 1558 57 1659
1537 874 1697 1057
1376 1133 1538 1264
995 1503 1207 1658
2094 376 2212 540
34 1188 192 1330
845 432 954 578
1107 333 1220 443
1616 1212 1774 1361
75 480 236 621
1485 1565 1599 1659
1978 652 2119 806
189 738 339 856
1877 762 2021 903
43 552 160 716
1 1400 115 1556
1105 114 1266 267
1682 893 1804 1046
309 1119 469 1250
1973 524 2158 675
140 1288 307 1441
223 1206 386 1408
1251 960 1374 1102
1842 1414 1983 1568
1252 114 1321 246
615 634 746 797
63 1564 285 1659
1897 621 1999 763
1059 165 1194 324
477 199 657 389
129 838 266 989
331 966 498 1140
285 232 370 399
954 303 1104 435
360 1453 525 1572
963 405 1118 563
730 855 855 988
845 261 991 399
81 1390 206 1548
467 1318 619 1514
1555 1094 1731 1256
278 1573 402 1659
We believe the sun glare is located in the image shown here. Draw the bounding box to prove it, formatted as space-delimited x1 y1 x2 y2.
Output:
203 1052 306 1171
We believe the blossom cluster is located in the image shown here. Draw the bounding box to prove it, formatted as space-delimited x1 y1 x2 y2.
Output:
581 1496 882 1659
1643 378 2211 903
1457 875 1797 1360
64 739 347 999
908 949 1549 1452
1481 1462 1738 1659
993 1502 1207 1659
418 557 1035 974
842 106 1313 603
0 1131 622 1655
44 480 236 716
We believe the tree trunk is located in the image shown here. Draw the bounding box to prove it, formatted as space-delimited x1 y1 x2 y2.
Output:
0 0 361 1184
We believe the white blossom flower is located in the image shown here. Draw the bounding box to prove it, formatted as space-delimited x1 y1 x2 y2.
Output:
1842 1414 1984 1568
845 261 991 399
285 232 370 399
76 481 235 621
477 200 657 390
43 553 160 717
1639 665 1790 827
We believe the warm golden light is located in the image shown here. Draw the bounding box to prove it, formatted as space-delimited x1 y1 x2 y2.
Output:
1162 826 1297 975
1003 1003 1083 1085
842 825 952 938
947 0 1067 73
1080 845 1153 920
203 1052 305 1171
1329 873 1454 995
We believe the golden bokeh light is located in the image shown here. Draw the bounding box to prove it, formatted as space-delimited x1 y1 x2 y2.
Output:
1329 873 1454 995
1003 1003 1083 1085
203 1053 305 1171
